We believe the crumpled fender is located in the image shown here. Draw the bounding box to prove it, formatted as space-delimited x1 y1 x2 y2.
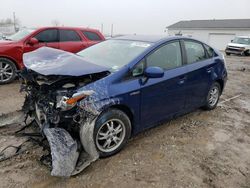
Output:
43 128 79 177
72 118 100 175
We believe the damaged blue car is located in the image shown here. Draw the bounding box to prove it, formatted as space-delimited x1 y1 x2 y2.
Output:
19 35 227 177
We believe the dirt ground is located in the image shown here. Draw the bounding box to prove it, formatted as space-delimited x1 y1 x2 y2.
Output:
0 55 250 188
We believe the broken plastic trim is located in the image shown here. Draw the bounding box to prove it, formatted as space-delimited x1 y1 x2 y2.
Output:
43 128 79 177
42 117 100 177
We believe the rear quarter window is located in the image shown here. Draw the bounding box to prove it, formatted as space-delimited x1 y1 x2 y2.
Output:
204 44 217 58
82 31 102 41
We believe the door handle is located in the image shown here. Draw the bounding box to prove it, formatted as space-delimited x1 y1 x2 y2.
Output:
178 75 187 85
207 67 213 73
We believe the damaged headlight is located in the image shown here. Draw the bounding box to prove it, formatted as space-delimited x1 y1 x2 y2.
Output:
57 90 94 111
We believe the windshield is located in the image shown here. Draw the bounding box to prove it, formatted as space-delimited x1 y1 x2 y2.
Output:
77 39 152 72
7 29 34 41
232 37 250 45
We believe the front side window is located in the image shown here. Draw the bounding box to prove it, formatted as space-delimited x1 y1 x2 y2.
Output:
132 59 145 77
59 30 81 42
184 41 206 64
34 29 58 43
83 31 101 41
146 41 182 70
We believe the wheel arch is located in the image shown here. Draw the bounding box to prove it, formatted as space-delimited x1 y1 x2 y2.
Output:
215 79 224 93
102 104 135 135
108 104 134 124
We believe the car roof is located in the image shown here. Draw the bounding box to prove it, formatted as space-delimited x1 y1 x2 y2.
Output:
36 26 100 32
112 35 180 43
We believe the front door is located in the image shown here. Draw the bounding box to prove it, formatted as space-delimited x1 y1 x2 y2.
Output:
140 41 187 128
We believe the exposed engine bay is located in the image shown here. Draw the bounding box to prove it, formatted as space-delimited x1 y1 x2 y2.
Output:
20 68 108 129
18 47 112 177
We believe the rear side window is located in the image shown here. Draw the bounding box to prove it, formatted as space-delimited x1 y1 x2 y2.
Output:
59 30 81 42
34 29 58 42
83 31 102 41
184 41 206 64
146 41 182 70
204 44 216 58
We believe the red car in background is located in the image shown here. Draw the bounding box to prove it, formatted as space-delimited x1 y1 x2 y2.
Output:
0 27 105 84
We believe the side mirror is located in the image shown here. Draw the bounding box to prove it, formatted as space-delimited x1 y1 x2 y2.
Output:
144 66 164 78
27 38 39 45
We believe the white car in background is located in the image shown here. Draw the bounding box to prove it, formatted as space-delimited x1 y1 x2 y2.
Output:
225 36 250 56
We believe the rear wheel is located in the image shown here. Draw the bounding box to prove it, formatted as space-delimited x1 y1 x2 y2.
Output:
94 109 131 157
226 52 231 56
203 82 221 110
0 58 16 84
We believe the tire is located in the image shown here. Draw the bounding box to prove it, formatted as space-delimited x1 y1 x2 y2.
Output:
226 52 231 56
0 58 16 84
244 50 250 56
94 109 131 158
203 82 221 110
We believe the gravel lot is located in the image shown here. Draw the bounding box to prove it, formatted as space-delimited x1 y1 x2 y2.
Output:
0 55 250 188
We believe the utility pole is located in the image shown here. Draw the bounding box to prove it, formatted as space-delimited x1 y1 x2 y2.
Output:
111 24 113 37
101 23 103 33
13 12 16 32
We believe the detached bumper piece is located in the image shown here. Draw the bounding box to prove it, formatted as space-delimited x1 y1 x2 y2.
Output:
43 128 79 177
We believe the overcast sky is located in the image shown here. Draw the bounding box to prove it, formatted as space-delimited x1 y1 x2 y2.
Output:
0 0 249 35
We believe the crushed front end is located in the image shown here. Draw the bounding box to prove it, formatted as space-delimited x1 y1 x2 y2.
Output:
18 47 111 177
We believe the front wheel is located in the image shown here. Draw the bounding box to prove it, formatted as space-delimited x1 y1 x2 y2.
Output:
203 82 221 110
226 52 231 56
94 109 131 157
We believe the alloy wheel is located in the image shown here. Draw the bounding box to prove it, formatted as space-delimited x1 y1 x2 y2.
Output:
208 86 219 106
0 61 14 82
96 119 126 153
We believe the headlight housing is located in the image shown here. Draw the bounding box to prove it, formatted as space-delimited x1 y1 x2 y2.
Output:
57 90 95 111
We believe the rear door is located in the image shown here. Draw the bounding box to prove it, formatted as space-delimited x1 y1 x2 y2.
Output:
182 40 214 109
140 40 188 128
59 29 86 53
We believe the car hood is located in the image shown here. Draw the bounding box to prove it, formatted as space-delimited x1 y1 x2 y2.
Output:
0 40 17 45
227 43 249 48
23 47 110 76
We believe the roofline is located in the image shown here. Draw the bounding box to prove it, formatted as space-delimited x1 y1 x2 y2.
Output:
35 26 100 32
167 19 250 30
168 27 250 30
111 35 175 43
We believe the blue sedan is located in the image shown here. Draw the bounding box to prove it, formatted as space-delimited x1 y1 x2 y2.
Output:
20 35 227 176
